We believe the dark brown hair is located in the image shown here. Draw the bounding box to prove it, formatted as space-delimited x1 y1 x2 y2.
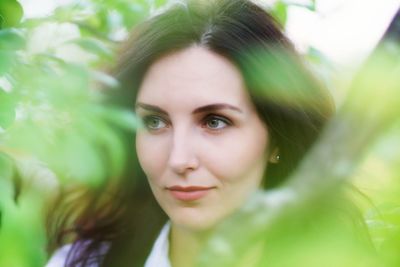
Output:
48 0 334 266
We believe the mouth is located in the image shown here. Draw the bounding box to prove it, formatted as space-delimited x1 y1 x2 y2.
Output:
167 186 215 201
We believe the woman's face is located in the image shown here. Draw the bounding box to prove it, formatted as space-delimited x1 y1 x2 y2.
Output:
135 46 269 232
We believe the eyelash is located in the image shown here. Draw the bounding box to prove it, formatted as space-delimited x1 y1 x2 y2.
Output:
141 115 168 131
140 114 232 132
201 114 232 130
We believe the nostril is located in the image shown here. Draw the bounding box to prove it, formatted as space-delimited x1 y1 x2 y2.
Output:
168 128 200 174
168 146 199 175
169 156 198 175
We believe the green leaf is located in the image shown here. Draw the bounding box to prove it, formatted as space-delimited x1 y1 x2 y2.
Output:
116 2 148 28
0 152 14 204
95 105 141 132
91 70 119 88
0 88 16 129
0 50 15 74
48 132 106 186
72 37 113 59
0 0 23 28
0 28 25 50
77 113 126 178
154 0 168 8
0 14 4 29
310 0 316 12
272 1 288 27
55 62 90 99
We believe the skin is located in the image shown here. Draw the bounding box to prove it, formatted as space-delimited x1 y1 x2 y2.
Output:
135 45 270 266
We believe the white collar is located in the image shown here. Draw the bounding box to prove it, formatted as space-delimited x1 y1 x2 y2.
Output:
144 222 172 267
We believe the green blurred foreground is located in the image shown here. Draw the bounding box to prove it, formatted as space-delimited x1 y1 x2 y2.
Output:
0 0 399 266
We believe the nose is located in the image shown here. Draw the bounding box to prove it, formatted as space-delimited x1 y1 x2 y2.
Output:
168 127 199 175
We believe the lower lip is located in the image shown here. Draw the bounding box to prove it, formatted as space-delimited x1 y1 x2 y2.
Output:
169 189 212 201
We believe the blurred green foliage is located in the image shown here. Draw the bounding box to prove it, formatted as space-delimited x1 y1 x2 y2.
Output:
199 50 400 266
0 0 23 28
0 0 152 265
0 0 399 266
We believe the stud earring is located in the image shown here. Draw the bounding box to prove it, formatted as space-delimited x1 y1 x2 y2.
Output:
269 153 280 164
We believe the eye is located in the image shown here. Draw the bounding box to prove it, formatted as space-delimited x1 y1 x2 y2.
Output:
203 115 232 130
142 115 167 131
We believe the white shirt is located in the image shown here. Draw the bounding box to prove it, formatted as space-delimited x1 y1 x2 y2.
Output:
144 222 171 267
46 223 172 267
46 244 74 267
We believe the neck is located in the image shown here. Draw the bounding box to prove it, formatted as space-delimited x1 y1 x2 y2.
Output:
169 224 213 267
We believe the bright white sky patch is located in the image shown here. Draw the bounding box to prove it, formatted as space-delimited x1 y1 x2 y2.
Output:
286 0 400 65
20 0 74 18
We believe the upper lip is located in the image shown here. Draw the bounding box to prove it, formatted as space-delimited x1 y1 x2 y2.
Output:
167 186 215 191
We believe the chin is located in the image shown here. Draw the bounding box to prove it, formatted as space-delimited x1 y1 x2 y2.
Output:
170 208 220 232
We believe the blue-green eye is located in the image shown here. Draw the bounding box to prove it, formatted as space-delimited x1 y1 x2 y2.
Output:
204 115 231 130
142 115 167 130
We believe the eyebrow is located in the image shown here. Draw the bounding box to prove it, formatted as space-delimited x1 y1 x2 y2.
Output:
135 102 243 114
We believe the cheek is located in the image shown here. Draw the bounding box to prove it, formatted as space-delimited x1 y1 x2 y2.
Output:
136 133 168 183
202 126 268 182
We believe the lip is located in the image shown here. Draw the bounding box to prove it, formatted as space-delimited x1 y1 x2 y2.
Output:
167 186 215 201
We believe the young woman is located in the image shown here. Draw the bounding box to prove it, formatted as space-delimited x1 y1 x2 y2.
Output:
46 0 334 266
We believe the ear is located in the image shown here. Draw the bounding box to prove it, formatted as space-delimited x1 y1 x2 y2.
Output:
268 147 280 164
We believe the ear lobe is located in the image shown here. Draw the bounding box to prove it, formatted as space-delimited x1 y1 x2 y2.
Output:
268 147 280 164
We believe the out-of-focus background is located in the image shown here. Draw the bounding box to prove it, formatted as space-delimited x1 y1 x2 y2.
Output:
18 0 400 100
20 0 400 62
1 0 399 266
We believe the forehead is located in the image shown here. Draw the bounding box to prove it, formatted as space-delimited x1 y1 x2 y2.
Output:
137 46 252 108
